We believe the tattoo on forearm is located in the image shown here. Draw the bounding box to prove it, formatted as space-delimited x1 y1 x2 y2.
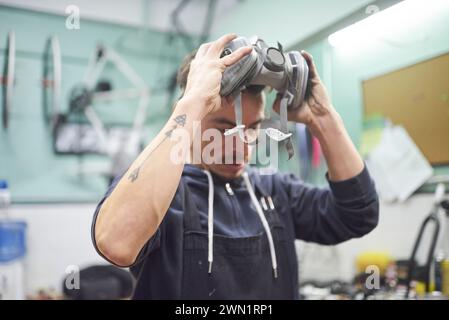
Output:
128 114 187 182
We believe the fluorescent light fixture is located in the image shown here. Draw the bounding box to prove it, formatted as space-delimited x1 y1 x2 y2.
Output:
328 0 449 48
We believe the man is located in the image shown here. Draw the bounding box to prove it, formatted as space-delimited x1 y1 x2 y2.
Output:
91 34 379 299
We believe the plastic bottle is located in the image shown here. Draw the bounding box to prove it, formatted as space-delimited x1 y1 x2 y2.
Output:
0 180 27 300
0 180 11 216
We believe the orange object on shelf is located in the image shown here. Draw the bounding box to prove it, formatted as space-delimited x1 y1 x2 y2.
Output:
356 251 393 275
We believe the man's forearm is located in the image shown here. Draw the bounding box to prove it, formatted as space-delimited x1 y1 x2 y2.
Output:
94 95 205 266
308 108 364 181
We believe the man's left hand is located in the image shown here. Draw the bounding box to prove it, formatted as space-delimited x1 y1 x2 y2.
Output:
272 50 335 131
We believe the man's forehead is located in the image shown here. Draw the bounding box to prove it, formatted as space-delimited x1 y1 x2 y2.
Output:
202 92 265 125
225 94 264 113
211 116 264 127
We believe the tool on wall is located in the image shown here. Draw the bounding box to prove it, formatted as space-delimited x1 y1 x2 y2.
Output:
42 35 62 129
1 31 15 130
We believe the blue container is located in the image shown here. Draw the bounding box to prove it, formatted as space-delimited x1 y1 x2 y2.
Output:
0 221 27 263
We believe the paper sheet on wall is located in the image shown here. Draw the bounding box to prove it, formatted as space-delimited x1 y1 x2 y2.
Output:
366 125 433 202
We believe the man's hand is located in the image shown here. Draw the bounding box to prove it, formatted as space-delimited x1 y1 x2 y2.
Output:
182 33 253 117
272 50 334 135
273 50 364 181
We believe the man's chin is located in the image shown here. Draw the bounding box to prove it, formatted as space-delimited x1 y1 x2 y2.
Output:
210 163 246 179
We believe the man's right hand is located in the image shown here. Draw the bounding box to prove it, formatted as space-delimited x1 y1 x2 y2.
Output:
182 33 253 117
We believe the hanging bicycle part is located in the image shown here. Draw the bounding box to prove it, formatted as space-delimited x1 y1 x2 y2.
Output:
2 31 15 130
42 35 62 129
54 44 150 179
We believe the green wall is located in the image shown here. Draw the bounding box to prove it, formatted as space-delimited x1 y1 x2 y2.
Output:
1 3 448 203
296 4 449 183
0 6 190 202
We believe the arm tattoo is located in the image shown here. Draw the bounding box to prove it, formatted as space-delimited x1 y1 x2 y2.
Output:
128 114 187 182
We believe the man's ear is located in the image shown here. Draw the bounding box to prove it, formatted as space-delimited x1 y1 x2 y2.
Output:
272 93 282 114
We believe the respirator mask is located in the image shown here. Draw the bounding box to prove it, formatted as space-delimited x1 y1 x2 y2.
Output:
220 36 309 159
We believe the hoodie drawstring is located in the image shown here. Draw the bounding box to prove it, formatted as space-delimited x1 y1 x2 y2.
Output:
242 172 278 279
202 169 278 279
202 170 215 274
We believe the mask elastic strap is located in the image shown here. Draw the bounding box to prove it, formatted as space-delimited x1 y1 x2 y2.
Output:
280 94 295 159
224 91 246 138
265 93 295 159
225 91 295 159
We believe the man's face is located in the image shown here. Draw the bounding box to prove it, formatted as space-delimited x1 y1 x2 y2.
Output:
199 92 265 179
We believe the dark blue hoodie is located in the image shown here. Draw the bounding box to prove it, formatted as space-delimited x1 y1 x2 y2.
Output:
92 164 379 299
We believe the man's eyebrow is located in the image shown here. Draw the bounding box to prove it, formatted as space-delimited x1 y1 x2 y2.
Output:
213 117 236 127
248 119 263 127
213 117 263 127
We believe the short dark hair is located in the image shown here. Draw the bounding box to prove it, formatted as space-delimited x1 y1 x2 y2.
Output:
176 50 265 97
